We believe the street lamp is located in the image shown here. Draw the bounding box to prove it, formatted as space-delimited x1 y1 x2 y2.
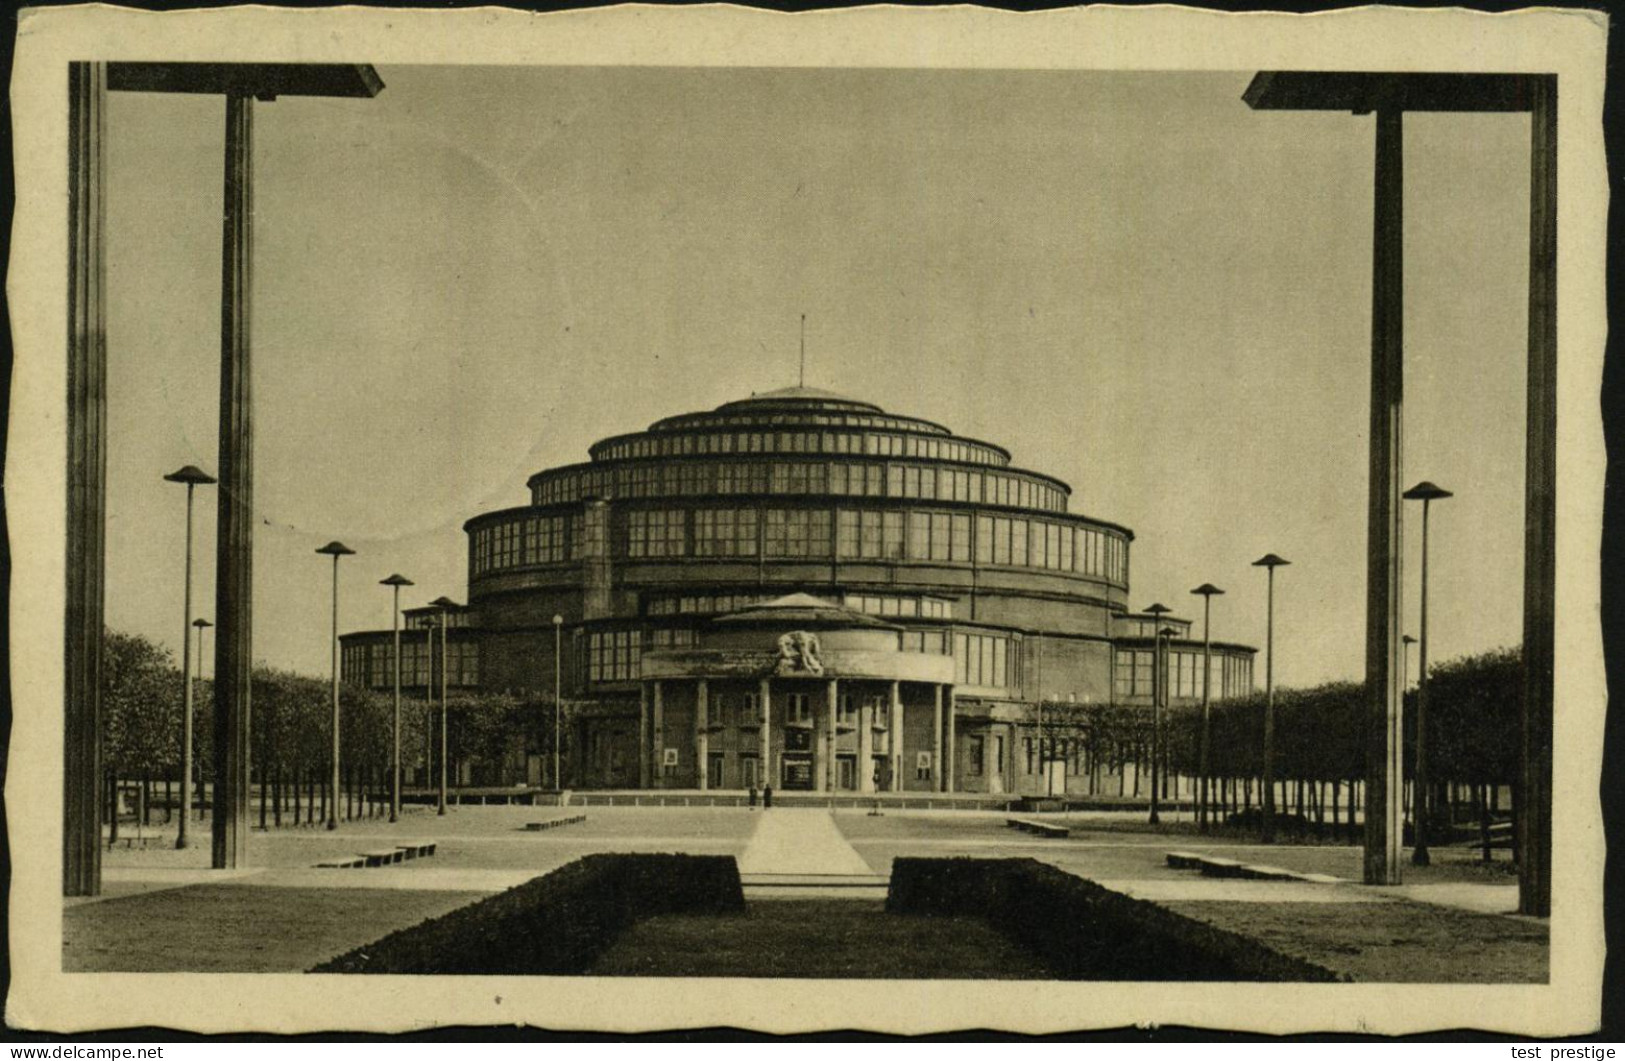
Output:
164 465 216 850
1143 602 1172 825
430 596 459 814
315 541 355 830
1404 479 1453 867
380 574 413 823
422 613 437 813
1401 633 1418 834
1251 554 1290 845
552 614 564 791
191 617 212 825
1190 583 1225 833
1158 626 1179 819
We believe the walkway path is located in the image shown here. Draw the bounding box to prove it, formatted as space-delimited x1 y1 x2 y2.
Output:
738 809 874 875
738 809 884 898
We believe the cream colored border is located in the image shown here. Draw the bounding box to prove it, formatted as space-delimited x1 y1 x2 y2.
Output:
7 3 1608 1036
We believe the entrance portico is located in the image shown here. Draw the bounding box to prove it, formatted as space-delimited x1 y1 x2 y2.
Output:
639 594 956 793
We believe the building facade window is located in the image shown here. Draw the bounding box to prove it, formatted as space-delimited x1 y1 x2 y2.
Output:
647 628 699 649
626 509 687 559
954 632 1014 688
764 509 832 558
844 594 952 619
531 458 1067 513
1113 649 1155 698
899 629 949 654
588 631 640 682
693 508 759 557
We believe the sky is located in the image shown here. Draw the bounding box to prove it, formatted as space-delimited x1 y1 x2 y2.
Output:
100 66 1532 688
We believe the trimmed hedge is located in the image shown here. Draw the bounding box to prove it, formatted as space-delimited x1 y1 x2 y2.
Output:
312 854 744 974
886 858 1345 982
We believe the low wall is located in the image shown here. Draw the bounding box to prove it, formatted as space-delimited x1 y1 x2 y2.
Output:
886 857 1345 982
312 854 744 975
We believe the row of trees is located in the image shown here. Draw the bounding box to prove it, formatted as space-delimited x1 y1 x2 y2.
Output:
103 630 576 830
1026 647 1522 841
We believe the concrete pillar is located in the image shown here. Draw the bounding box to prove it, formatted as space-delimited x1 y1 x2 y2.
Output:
889 681 904 792
652 680 664 789
759 678 773 789
858 693 875 794
696 679 709 791
1519 75 1556 918
638 683 650 789
65 61 108 897
825 679 839 792
1362 105 1405 886
213 92 256 870
580 498 612 621
945 689 957 793
932 685 944 793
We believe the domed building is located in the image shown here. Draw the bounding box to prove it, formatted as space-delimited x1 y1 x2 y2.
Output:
340 386 1255 797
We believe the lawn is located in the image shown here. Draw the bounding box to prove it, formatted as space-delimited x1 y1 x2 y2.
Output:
63 883 490 973
586 899 1055 979
1161 899 1548 982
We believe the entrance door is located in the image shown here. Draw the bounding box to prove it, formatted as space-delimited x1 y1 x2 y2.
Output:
708 753 725 789
837 756 856 791
782 756 814 790
741 755 759 791
1043 758 1066 797
988 736 1005 794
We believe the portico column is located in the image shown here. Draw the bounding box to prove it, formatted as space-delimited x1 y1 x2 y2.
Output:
889 681 904 792
932 685 944 793
638 683 650 789
759 677 773 789
696 679 709 791
858 691 875 794
945 688 957 793
825 679 840 792
652 680 664 789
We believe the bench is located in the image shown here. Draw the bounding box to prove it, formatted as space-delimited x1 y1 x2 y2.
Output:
523 815 587 832
1007 817 1069 838
315 857 366 869
362 849 405 867
1025 821 1070 838
1194 856 1247 877
1165 851 1206 870
396 841 437 859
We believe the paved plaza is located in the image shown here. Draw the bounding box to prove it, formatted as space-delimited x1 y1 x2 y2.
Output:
64 805 1545 980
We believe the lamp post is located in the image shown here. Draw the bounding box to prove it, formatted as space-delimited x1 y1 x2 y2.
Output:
191 617 212 824
380 574 413 823
552 614 564 791
1404 480 1453 867
1402 632 1418 832
1158 626 1179 819
1191 583 1225 833
1143 603 1172 825
164 465 216 849
424 616 438 813
430 596 458 813
315 542 355 830
1251 554 1290 844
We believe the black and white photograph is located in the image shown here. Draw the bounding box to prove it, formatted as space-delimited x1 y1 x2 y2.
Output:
6 3 1609 1037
